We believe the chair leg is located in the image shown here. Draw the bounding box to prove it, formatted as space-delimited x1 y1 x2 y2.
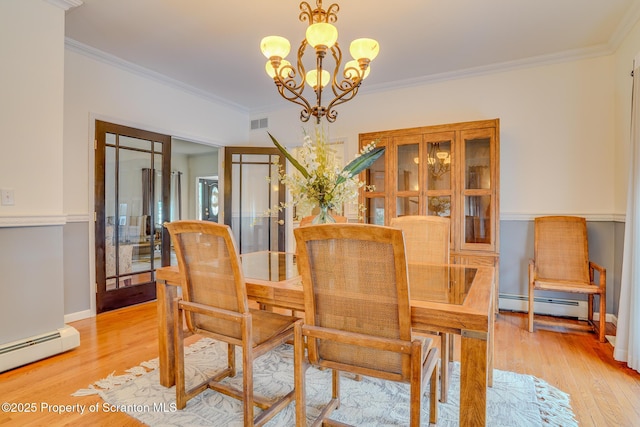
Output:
174 304 187 410
242 319 254 426
294 322 307 427
439 333 450 403
429 359 439 425
409 342 422 427
448 334 454 362
174 340 187 409
599 294 607 343
332 369 340 408
228 343 236 377
528 286 535 333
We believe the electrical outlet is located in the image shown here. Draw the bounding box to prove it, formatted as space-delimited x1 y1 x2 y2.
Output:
1 189 15 206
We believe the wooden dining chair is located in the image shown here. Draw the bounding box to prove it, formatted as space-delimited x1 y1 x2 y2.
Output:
528 216 606 342
165 220 300 426
390 215 450 264
298 213 347 227
294 223 439 426
390 215 452 403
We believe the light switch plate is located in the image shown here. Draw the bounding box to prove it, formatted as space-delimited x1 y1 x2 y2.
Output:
1 189 15 206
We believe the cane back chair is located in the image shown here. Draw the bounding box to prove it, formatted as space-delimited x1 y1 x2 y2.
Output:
528 216 606 342
294 223 439 426
165 220 300 426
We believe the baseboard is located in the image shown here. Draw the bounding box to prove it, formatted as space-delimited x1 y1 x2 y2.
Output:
499 293 587 319
64 309 92 323
499 293 613 323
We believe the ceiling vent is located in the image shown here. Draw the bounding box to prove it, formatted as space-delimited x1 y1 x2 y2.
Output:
250 117 268 130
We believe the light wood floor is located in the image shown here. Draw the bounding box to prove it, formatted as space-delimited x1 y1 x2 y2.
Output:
1 302 639 426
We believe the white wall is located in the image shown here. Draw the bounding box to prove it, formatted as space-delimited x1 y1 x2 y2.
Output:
62 45 249 316
63 49 248 217
0 0 66 344
0 0 65 217
253 55 617 218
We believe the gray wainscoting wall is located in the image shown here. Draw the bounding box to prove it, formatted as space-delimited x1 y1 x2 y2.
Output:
0 225 65 345
63 220 91 319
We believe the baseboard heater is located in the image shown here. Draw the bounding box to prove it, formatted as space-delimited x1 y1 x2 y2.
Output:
498 293 587 320
0 325 80 373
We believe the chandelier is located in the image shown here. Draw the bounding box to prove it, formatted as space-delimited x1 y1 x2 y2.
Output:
427 143 451 179
260 1 379 124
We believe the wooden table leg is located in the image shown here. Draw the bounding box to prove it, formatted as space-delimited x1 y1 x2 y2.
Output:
157 280 177 387
459 330 488 427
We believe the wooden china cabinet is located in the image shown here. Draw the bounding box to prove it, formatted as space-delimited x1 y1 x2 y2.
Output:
358 119 500 298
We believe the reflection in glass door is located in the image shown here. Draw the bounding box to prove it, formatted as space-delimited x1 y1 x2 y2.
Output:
198 177 219 222
95 120 171 313
224 147 285 253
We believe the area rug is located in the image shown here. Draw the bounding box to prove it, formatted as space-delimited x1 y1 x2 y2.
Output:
73 338 578 426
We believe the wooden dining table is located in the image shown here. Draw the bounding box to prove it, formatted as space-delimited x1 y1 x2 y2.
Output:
155 251 494 426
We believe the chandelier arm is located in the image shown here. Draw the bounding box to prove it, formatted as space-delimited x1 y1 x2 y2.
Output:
299 1 314 24
269 38 314 120
324 82 361 121
274 81 312 109
324 3 339 23
273 78 313 120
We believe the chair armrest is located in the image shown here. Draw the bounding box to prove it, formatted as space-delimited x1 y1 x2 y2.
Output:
528 259 535 284
588 261 606 288
302 324 417 355
176 298 244 323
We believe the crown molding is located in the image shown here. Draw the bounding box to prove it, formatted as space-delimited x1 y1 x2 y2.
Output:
44 0 83 11
361 44 614 97
64 38 249 114
608 0 640 50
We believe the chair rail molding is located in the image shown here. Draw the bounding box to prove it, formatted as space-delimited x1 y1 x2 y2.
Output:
501 213 622 222
45 0 83 11
0 215 67 228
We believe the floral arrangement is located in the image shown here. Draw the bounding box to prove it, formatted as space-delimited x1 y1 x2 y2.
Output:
267 127 384 222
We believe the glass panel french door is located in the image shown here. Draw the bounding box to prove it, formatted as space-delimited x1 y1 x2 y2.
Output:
95 120 171 313
223 147 285 253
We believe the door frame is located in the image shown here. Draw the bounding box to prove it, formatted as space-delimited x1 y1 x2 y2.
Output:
223 147 286 253
94 120 171 313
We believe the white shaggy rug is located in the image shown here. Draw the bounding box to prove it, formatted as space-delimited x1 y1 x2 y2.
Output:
74 338 578 426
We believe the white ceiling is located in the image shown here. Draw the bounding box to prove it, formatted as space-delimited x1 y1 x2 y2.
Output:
65 0 640 113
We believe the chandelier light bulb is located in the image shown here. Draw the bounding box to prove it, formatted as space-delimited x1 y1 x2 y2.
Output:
260 36 291 59
305 23 338 49
306 69 331 89
349 38 380 61
265 59 291 79
344 59 370 80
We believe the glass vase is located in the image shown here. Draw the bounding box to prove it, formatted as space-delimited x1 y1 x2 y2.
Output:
312 204 336 224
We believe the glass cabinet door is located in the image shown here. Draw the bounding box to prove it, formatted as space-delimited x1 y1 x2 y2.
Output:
461 128 495 249
424 132 454 218
395 135 421 217
363 137 388 225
